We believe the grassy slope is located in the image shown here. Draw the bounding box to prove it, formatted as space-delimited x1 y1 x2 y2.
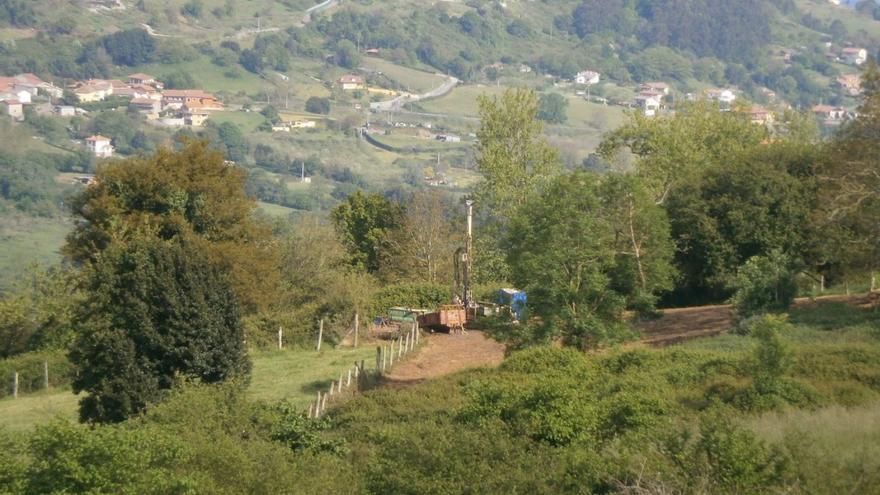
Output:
0 215 72 292
0 345 377 432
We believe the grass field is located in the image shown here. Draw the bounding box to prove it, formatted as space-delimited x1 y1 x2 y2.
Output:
0 215 72 292
128 58 268 95
361 57 447 94
208 110 265 132
419 84 510 117
0 346 378 432
257 201 297 218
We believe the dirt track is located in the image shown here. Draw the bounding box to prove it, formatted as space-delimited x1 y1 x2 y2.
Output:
638 293 876 346
383 330 506 386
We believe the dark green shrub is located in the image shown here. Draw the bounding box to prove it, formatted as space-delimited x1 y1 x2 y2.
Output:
730 251 798 319
369 283 451 317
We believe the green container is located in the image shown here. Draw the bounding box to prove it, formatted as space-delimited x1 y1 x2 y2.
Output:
388 307 430 323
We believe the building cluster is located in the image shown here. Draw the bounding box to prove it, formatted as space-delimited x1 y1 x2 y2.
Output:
69 73 223 128
271 119 317 132
0 73 63 121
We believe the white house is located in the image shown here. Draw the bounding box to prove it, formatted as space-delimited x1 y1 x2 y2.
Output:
574 70 601 86
705 88 736 107
640 82 670 96
86 135 113 157
291 120 317 129
54 105 76 117
635 94 662 117
841 47 868 66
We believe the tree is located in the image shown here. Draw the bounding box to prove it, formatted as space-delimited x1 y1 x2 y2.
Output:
537 93 568 124
70 237 250 423
730 251 798 319
819 60 880 275
506 172 632 349
65 140 279 313
475 88 560 214
162 70 197 89
305 96 331 115
598 101 768 205
331 191 405 273
383 190 461 285
599 174 675 315
334 40 361 69
100 29 156 66
181 0 203 18
215 122 249 162
260 105 281 124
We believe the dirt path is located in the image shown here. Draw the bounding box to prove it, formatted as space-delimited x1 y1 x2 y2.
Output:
638 293 876 346
384 331 506 386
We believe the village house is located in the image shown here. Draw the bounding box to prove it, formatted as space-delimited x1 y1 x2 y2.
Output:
835 74 862 96
290 119 317 129
72 79 114 102
338 75 366 90
841 47 867 66
1 100 23 121
639 82 670 96
705 88 737 108
574 70 601 86
271 124 291 132
128 73 163 89
635 94 662 117
162 90 223 111
436 134 461 143
182 107 209 127
812 104 847 123
365 48 380 56
519 64 533 73
129 97 161 117
0 87 31 104
54 105 76 117
742 106 774 125
85 135 113 158
0 74 62 99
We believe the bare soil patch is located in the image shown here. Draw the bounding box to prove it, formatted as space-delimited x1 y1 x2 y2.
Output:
383 330 506 386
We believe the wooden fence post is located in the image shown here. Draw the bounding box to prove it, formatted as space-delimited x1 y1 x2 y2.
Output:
354 313 359 348
872 273 876 292
398 337 403 358
820 275 825 292
347 368 352 387
317 319 324 351
410 326 415 351
321 392 328 414
278 327 283 350
354 363 359 380
308 402 314 419
389 342 394 366
415 321 420 345
376 346 381 373
383 345 388 371
404 333 410 355
316 391 322 416
339 371 345 390
43 361 49 390
13 372 18 399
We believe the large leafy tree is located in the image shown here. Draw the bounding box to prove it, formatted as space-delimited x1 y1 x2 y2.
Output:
475 88 561 213
819 60 880 275
330 190 405 274
506 172 673 349
65 140 279 313
598 101 768 205
70 237 250 423
666 151 816 303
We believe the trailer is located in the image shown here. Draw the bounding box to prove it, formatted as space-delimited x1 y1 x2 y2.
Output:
417 304 467 332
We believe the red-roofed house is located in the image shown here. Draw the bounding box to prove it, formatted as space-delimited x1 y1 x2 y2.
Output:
338 75 365 90
742 106 774 125
86 135 113 158
812 104 846 122
640 82 670 96
162 89 223 111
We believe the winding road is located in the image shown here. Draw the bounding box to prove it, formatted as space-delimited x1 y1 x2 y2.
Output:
370 75 460 112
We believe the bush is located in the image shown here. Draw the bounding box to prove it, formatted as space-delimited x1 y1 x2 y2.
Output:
369 283 451 317
730 250 797 319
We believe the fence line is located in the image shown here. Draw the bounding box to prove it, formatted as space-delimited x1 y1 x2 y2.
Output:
309 321 422 418
6 361 53 400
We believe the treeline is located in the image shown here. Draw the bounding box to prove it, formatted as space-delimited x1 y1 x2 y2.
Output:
468 62 880 349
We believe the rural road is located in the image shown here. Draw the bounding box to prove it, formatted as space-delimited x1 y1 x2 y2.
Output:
371 75 460 112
